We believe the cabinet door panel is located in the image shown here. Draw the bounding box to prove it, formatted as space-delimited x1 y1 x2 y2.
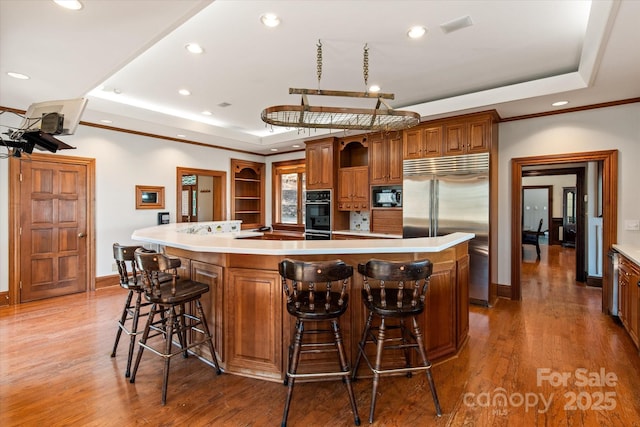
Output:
387 134 403 183
191 261 224 361
421 261 456 359
443 123 466 156
225 268 282 379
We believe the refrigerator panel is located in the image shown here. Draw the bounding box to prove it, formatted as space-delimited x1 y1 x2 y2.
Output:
434 174 489 237
402 175 433 238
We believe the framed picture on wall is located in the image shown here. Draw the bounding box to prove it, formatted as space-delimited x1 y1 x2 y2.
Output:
136 185 165 209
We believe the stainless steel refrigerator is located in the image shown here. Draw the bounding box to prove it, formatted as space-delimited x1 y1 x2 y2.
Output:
403 153 490 305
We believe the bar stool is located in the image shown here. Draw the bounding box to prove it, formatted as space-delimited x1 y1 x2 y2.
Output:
353 258 442 423
279 258 360 427
129 248 222 405
110 243 152 377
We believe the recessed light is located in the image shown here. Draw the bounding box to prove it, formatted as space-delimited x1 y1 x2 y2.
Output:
202 110 213 116
552 101 569 107
407 26 427 39
270 148 278 152
100 119 113 124
369 85 381 93
185 43 204 54
7 72 29 80
292 144 301 148
178 89 191 96
177 134 186 138
260 13 280 28
53 0 83 10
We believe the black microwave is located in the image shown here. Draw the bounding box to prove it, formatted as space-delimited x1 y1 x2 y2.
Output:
372 186 402 207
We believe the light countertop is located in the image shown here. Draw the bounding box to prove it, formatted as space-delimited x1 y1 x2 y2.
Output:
613 244 640 266
132 223 474 256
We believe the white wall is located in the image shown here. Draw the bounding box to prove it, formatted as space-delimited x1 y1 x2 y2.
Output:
0 124 264 292
497 102 640 286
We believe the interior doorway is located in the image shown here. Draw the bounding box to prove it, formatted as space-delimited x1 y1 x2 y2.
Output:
510 150 617 313
176 167 226 223
8 153 96 304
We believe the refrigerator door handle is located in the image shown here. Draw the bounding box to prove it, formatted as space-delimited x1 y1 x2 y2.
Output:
432 178 439 237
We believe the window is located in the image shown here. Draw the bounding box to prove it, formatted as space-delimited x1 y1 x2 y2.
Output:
272 159 306 227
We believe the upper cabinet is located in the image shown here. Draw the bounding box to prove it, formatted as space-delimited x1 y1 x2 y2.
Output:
370 132 403 185
305 137 337 190
337 136 369 211
443 116 491 156
403 125 443 159
230 159 265 230
403 111 498 160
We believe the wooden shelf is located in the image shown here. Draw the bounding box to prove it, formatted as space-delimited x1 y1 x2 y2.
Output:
231 159 265 230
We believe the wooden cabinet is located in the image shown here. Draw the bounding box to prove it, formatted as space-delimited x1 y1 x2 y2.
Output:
456 254 470 347
618 255 640 348
225 268 283 380
403 112 496 159
306 137 336 190
337 137 369 211
420 260 457 360
231 159 265 230
337 166 369 211
403 125 443 159
370 133 403 185
370 208 402 235
443 116 491 156
191 260 224 361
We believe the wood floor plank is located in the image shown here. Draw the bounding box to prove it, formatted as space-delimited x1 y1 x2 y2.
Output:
1 244 639 426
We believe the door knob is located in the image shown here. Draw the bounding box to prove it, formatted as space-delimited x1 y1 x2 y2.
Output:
78 232 86 238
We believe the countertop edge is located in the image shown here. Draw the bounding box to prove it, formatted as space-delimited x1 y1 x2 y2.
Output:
613 244 640 266
132 224 474 255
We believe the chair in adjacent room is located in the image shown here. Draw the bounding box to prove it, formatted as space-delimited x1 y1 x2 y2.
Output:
129 248 222 405
110 243 152 378
279 259 360 427
353 258 442 424
522 218 544 259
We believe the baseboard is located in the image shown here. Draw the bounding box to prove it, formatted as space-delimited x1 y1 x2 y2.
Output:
96 274 119 289
497 283 512 299
0 291 9 307
586 276 603 288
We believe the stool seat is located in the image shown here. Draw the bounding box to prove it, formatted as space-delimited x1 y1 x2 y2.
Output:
110 243 154 378
129 248 221 405
279 258 360 427
353 258 442 423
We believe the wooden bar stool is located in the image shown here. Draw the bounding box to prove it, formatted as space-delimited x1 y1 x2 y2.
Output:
110 243 152 377
353 258 442 423
279 259 361 427
129 248 222 405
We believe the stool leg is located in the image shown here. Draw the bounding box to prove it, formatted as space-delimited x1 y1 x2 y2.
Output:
331 320 361 426
399 319 413 378
195 299 222 374
161 306 177 405
369 317 386 424
111 290 133 358
282 319 304 427
129 303 157 384
176 304 189 358
412 316 442 416
352 311 374 381
124 290 143 377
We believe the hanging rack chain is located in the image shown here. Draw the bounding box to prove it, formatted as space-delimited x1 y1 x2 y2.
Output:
317 40 323 89
363 43 369 88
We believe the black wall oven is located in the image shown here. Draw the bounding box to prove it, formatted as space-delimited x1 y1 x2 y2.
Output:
305 190 331 240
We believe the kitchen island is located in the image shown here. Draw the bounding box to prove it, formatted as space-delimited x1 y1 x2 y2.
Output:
132 223 473 381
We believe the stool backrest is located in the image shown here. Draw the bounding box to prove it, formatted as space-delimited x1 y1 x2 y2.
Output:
358 259 433 309
134 248 180 297
113 243 143 286
279 259 353 312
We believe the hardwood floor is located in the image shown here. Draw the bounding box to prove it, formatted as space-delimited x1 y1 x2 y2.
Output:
1 244 639 426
